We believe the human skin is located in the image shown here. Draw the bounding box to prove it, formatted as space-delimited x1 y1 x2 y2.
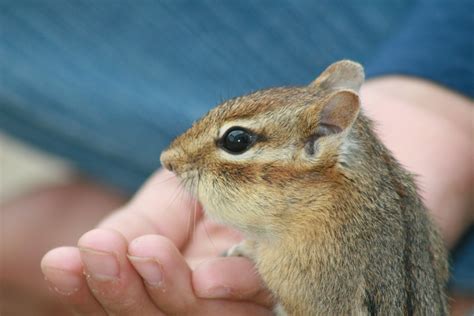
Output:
40 170 275 315
1 76 472 315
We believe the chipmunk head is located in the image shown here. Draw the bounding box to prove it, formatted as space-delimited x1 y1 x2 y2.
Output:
161 60 364 237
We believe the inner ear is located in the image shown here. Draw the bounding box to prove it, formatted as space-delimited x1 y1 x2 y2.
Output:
319 90 360 132
302 90 359 156
304 124 341 155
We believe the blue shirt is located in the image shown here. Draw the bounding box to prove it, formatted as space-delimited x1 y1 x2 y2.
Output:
367 0 474 98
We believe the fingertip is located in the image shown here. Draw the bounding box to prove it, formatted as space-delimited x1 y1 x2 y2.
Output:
128 234 190 285
193 257 274 307
128 234 177 258
77 228 126 284
128 234 197 313
41 246 107 314
41 246 83 273
127 235 176 289
41 247 87 299
193 257 258 296
78 228 127 252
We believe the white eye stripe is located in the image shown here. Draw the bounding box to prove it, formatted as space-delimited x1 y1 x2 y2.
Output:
219 147 257 161
218 144 297 163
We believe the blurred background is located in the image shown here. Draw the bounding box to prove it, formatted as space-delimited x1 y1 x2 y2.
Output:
0 134 72 203
1 0 472 315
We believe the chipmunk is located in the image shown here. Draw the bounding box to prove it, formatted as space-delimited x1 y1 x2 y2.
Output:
160 60 448 315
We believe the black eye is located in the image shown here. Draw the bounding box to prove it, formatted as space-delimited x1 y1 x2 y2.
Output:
220 127 256 154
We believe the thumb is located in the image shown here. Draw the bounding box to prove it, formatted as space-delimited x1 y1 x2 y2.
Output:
98 169 202 248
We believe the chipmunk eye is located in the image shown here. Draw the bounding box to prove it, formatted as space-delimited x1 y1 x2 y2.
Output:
220 127 256 154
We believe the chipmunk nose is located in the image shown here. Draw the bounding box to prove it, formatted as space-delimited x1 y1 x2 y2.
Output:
160 149 175 172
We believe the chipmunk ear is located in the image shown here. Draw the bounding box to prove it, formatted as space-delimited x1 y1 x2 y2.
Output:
301 89 360 138
319 89 360 133
301 90 360 156
310 60 364 92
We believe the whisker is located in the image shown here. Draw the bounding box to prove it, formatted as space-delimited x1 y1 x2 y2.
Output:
184 177 195 244
153 173 178 185
184 175 199 244
194 200 198 240
202 216 219 255
192 177 199 242
163 179 185 213
185 198 196 244
199 173 219 255
175 181 190 240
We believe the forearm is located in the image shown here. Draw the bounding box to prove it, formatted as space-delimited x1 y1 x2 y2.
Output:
361 76 473 248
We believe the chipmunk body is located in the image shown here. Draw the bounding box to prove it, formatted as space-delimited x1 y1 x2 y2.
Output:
161 60 448 315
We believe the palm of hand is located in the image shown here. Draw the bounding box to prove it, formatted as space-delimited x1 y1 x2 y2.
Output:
42 169 273 315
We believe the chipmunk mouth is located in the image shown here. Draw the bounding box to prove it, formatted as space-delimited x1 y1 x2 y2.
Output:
173 168 230 223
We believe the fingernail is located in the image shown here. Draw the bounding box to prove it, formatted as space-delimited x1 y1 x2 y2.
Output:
43 267 82 295
79 247 119 281
127 255 164 288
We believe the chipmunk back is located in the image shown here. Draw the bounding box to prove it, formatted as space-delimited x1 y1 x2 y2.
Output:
161 60 448 315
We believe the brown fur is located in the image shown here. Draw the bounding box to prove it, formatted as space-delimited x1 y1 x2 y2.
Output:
161 60 448 315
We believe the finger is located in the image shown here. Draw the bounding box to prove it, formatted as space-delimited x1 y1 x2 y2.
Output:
78 229 164 315
41 247 106 315
98 169 203 249
127 234 198 315
193 257 275 308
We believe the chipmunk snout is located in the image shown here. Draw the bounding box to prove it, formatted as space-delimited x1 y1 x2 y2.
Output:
160 149 175 172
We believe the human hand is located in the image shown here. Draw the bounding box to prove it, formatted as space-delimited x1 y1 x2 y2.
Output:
41 169 274 315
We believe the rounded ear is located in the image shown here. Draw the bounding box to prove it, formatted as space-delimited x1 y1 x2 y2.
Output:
310 60 364 92
302 89 360 136
319 90 360 132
